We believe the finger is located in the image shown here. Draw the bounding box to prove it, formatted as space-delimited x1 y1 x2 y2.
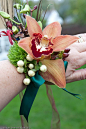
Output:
66 69 86 83
79 52 86 65
75 42 86 52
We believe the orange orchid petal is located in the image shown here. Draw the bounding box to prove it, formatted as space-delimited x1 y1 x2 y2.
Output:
26 15 42 38
18 37 34 58
40 59 66 88
43 22 61 39
53 35 79 51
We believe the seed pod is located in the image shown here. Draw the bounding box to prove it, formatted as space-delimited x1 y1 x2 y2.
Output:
0 11 10 19
28 64 34 69
17 67 24 73
23 78 31 85
17 60 24 67
28 70 35 77
26 54 33 61
40 65 47 72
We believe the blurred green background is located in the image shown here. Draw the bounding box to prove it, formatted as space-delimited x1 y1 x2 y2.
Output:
0 0 86 128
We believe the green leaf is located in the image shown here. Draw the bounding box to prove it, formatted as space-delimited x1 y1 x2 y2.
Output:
39 61 42 67
35 65 40 71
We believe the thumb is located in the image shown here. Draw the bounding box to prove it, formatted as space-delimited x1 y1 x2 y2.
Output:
66 69 86 83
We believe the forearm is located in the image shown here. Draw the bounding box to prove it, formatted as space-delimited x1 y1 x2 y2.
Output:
0 60 26 111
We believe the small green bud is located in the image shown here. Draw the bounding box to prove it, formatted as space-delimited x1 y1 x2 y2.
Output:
20 5 30 14
38 21 42 29
0 11 10 19
13 4 22 10
12 26 19 34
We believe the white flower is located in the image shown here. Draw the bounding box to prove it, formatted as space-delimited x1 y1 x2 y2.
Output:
28 64 34 69
40 65 47 72
17 67 24 73
28 70 35 77
26 54 33 61
17 60 24 67
23 78 31 85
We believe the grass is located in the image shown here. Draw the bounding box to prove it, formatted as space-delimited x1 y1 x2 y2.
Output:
0 65 86 129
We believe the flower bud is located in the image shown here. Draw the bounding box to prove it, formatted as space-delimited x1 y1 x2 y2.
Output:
38 21 42 29
23 78 31 85
12 26 19 34
28 64 34 69
0 11 10 19
6 21 12 29
64 48 70 53
40 65 47 72
28 70 35 77
26 54 33 61
17 60 24 67
34 5 37 10
63 53 69 58
17 67 24 73
13 4 22 10
20 5 30 14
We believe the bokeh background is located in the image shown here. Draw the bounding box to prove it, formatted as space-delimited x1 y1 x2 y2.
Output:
0 0 86 128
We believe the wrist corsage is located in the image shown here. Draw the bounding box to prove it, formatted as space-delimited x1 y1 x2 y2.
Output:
0 0 80 128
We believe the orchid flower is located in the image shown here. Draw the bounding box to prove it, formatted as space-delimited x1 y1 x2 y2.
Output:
1 30 13 45
18 15 79 88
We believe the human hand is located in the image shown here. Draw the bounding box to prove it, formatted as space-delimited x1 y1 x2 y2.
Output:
65 33 86 83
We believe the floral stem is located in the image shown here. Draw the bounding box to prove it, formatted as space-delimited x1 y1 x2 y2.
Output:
17 12 23 25
9 18 21 25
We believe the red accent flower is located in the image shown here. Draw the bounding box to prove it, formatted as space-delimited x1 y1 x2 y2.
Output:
1 30 13 45
18 15 79 88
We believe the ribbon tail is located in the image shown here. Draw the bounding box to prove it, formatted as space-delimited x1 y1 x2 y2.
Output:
64 61 68 72
45 84 60 129
62 88 82 100
20 72 45 122
19 92 29 127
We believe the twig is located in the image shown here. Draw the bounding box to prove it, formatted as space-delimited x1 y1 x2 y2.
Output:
36 0 42 21
42 4 51 23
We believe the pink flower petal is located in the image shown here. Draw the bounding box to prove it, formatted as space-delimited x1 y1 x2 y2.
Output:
53 35 79 51
31 39 53 58
18 37 34 58
26 15 42 38
43 22 61 39
40 59 66 88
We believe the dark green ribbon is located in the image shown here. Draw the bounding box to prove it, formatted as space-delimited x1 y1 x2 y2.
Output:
20 72 45 121
63 61 81 100
20 61 81 122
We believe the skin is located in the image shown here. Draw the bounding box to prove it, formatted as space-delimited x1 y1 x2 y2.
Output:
0 33 86 111
0 60 26 111
65 33 86 83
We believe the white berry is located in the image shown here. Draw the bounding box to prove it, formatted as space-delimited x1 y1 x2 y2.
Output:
28 64 34 69
17 60 24 67
28 70 35 77
17 67 24 73
26 54 33 61
23 78 31 85
40 65 47 72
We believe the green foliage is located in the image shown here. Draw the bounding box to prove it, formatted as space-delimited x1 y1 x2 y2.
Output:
8 41 27 67
57 0 86 24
